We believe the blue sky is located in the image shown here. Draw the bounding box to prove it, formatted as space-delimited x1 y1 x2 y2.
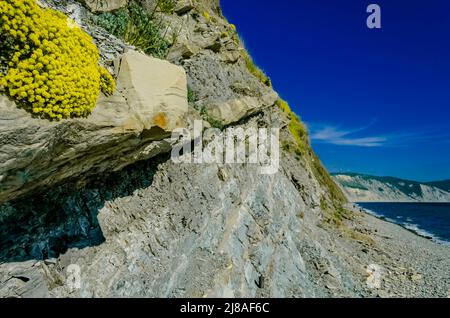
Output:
221 0 450 182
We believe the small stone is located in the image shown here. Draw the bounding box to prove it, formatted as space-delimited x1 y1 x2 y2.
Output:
376 290 389 298
217 168 228 182
175 0 194 15
325 284 338 290
44 258 57 265
81 0 128 13
366 264 383 289
167 43 197 61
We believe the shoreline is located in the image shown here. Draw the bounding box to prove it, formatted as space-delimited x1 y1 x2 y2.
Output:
347 202 450 297
341 202 450 297
351 203 450 247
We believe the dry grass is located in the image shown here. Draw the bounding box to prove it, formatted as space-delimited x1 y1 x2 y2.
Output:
277 98 348 224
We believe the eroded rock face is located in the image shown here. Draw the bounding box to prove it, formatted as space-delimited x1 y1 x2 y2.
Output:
205 94 278 125
162 4 279 125
0 0 360 299
0 50 188 204
0 110 365 298
2 0 448 300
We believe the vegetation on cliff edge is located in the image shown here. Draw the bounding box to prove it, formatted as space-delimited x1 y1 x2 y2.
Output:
90 0 175 59
277 98 348 224
0 0 115 119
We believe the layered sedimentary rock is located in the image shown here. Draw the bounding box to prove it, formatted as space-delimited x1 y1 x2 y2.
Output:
333 173 450 202
0 50 188 204
2 0 446 299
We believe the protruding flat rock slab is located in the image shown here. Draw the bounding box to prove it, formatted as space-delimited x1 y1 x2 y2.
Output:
0 50 188 204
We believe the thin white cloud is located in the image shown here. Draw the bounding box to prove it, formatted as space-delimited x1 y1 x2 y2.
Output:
308 123 448 148
310 125 386 147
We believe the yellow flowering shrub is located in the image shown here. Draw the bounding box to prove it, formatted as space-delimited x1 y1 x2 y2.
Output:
0 0 115 119
202 11 211 22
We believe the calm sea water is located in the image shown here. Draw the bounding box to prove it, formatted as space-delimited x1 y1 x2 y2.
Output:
357 202 450 245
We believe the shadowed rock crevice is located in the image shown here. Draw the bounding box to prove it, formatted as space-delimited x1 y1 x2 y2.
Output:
0 152 170 263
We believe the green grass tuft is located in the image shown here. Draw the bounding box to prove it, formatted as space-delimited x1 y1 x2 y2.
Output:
241 51 272 87
199 108 225 130
277 98 347 215
157 0 176 14
187 85 197 104
90 1 171 59
203 115 225 130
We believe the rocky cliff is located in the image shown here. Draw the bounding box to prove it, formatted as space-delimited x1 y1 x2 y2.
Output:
333 173 450 202
1 0 448 298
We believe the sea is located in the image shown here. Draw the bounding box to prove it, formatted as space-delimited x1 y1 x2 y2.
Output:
357 202 450 246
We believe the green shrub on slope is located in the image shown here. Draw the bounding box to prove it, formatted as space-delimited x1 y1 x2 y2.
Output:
91 1 171 59
242 51 272 87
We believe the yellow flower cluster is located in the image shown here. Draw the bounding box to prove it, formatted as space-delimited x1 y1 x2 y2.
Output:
0 0 115 119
